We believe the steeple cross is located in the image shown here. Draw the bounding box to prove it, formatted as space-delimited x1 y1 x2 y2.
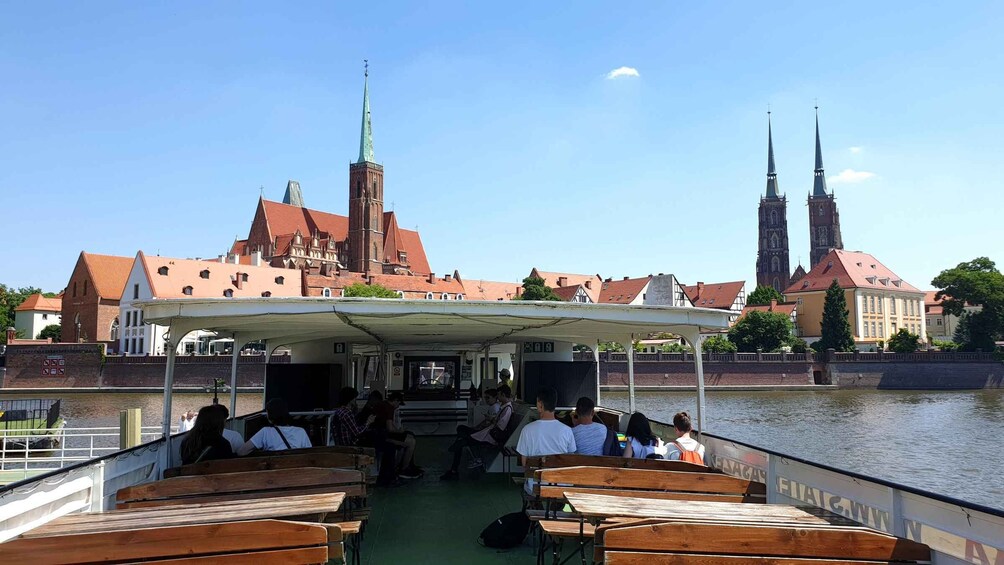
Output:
364 59 368 78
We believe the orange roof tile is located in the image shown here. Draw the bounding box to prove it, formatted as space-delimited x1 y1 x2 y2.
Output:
783 250 920 295
304 272 464 297
15 293 62 312
598 276 652 304
139 252 301 299
81 252 135 300
463 279 523 301
739 301 797 320
551 284 586 302
682 280 745 310
530 269 603 302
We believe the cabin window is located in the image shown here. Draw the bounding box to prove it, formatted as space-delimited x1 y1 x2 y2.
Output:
223 289 234 298
322 288 332 298
182 286 193 296
158 266 169 276
200 269 210 279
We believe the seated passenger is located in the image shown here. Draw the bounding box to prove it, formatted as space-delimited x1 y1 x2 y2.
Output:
622 412 666 459
516 388 576 494
440 384 514 481
373 392 424 480
570 396 607 456
180 405 234 465
210 403 244 452
237 398 312 455
330 387 374 446
665 411 706 465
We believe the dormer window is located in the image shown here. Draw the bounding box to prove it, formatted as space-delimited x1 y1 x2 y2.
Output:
200 269 210 279
426 292 434 300
275 276 284 285
442 293 451 300
456 293 464 300
241 273 248 282
398 251 407 263
182 286 193 296
866 276 877 284
223 289 234 298
322 288 332 298
802 281 810 288
396 290 405 298
157 266 169 276
261 291 272 297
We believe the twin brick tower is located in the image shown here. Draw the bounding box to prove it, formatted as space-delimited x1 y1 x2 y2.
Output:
756 109 843 292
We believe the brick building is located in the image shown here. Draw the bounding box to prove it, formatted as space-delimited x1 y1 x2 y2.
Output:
807 109 844 268
755 114 792 292
60 252 133 343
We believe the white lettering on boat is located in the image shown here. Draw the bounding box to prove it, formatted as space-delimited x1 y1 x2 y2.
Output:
904 519 1003 565
775 476 890 531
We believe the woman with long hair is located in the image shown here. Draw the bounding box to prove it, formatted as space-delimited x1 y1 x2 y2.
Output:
179 405 234 465
622 411 666 459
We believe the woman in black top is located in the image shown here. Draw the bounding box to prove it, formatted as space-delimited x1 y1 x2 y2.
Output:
180 404 234 465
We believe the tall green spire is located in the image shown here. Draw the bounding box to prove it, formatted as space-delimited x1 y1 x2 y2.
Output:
812 106 828 197
357 62 375 164
765 111 780 199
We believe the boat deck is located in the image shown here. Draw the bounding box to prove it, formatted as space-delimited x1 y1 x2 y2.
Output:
364 436 535 564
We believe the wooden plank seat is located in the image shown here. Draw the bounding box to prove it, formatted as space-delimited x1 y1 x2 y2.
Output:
535 466 767 507
595 520 932 564
525 453 720 477
0 519 329 565
163 452 375 479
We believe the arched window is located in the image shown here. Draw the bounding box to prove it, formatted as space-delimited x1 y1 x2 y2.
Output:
441 293 451 300
769 210 778 226
425 292 434 300
322 288 332 298
396 290 405 298
373 242 379 257
110 318 120 342
772 278 781 292
771 256 780 272
356 181 362 198
818 226 828 244
456 293 464 300
770 234 779 249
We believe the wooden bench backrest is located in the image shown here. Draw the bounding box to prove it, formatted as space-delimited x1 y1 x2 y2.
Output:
524 453 717 477
536 466 766 503
0 520 328 565
116 468 365 509
597 521 930 563
163 452 373 478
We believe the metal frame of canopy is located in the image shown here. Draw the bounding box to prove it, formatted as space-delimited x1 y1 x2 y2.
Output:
134 298 731 465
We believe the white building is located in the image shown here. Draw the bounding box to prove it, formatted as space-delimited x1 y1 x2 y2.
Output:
14 294 62 340
118 251 301 355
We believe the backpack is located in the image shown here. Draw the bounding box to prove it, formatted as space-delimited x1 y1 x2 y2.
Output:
602 427 623 457
673 440 705 465
478 511 531 549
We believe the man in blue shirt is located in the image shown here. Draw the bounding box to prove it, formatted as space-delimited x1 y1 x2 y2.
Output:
571 396 607 456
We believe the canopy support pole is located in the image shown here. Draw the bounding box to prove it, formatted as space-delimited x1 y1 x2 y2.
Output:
228 333 246 418
593 341 601 406
161 331 177 441
626 333 636 414
688 331 707 439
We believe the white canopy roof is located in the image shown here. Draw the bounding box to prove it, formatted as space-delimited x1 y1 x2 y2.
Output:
136 298 731 348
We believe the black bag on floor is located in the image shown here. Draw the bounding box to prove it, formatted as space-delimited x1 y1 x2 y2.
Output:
478 511 531 549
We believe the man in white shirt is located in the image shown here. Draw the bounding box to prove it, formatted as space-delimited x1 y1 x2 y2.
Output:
211 403 244 452
237 398 312 455
516 388 576 494
570 396 607 456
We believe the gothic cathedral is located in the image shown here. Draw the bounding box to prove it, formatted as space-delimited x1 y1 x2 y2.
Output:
756 114 791 292
348 68 386 273
807 109 843 268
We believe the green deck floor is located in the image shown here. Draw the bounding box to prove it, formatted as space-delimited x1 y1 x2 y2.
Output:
362 436 537 565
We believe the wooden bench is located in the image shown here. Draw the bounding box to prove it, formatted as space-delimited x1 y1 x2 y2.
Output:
595 520 932 564
0 519 330 564
524 454 719 477
163 452 374 479
535 466 766 506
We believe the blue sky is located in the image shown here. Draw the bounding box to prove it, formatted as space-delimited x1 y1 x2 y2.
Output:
3 1 1003 293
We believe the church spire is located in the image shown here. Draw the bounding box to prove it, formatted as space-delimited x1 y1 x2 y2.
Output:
812 106 827 196
357 61 375 164
765 111 779 199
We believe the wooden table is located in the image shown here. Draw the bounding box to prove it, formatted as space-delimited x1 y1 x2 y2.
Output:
564 491 858 527
20 492 346 538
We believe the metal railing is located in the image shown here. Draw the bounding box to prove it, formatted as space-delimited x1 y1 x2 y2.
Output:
0 425 173 484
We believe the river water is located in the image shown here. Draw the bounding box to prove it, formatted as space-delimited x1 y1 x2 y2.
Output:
2 389 1001 510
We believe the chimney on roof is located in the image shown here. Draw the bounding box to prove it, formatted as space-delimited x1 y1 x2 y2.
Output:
217 255 226 263
623 276 629 280
428 273 435 284
251 250 263 267
445 274 452 282
234 273 244 290
658 273 664 276
584 280 592 290
604 278 612 283
227 253 239 265
557 276 567 287
697 282 705 296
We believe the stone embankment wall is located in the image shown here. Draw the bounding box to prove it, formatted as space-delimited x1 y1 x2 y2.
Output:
827 362 1002 389
1 344 278 389
601 361 815 387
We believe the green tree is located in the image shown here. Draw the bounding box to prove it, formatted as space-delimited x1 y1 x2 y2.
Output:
931 257 1004 352
727 310 795 352
746 285 784 306
597 341 625 352
515 276 562 301
932 339 960 352
701 334 737 353
37 324 61 341
887 328 921 353
0 285 44 344
341 283 400 298
786 337 809 353
814 279 856 352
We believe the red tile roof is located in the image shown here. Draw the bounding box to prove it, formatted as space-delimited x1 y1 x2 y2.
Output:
463 279 522 301
740 300 797 320
304 272 464 297
529 269 603 302
15 293 62 312
552 284 586 302
139 252 301 299
81 252 135 300
783 250 920 294
598 276 651 304
682 281 745 310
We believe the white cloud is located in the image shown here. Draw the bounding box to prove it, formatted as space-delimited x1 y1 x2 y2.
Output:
828 169 875 185
848 146 863 154
606 66 640 80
